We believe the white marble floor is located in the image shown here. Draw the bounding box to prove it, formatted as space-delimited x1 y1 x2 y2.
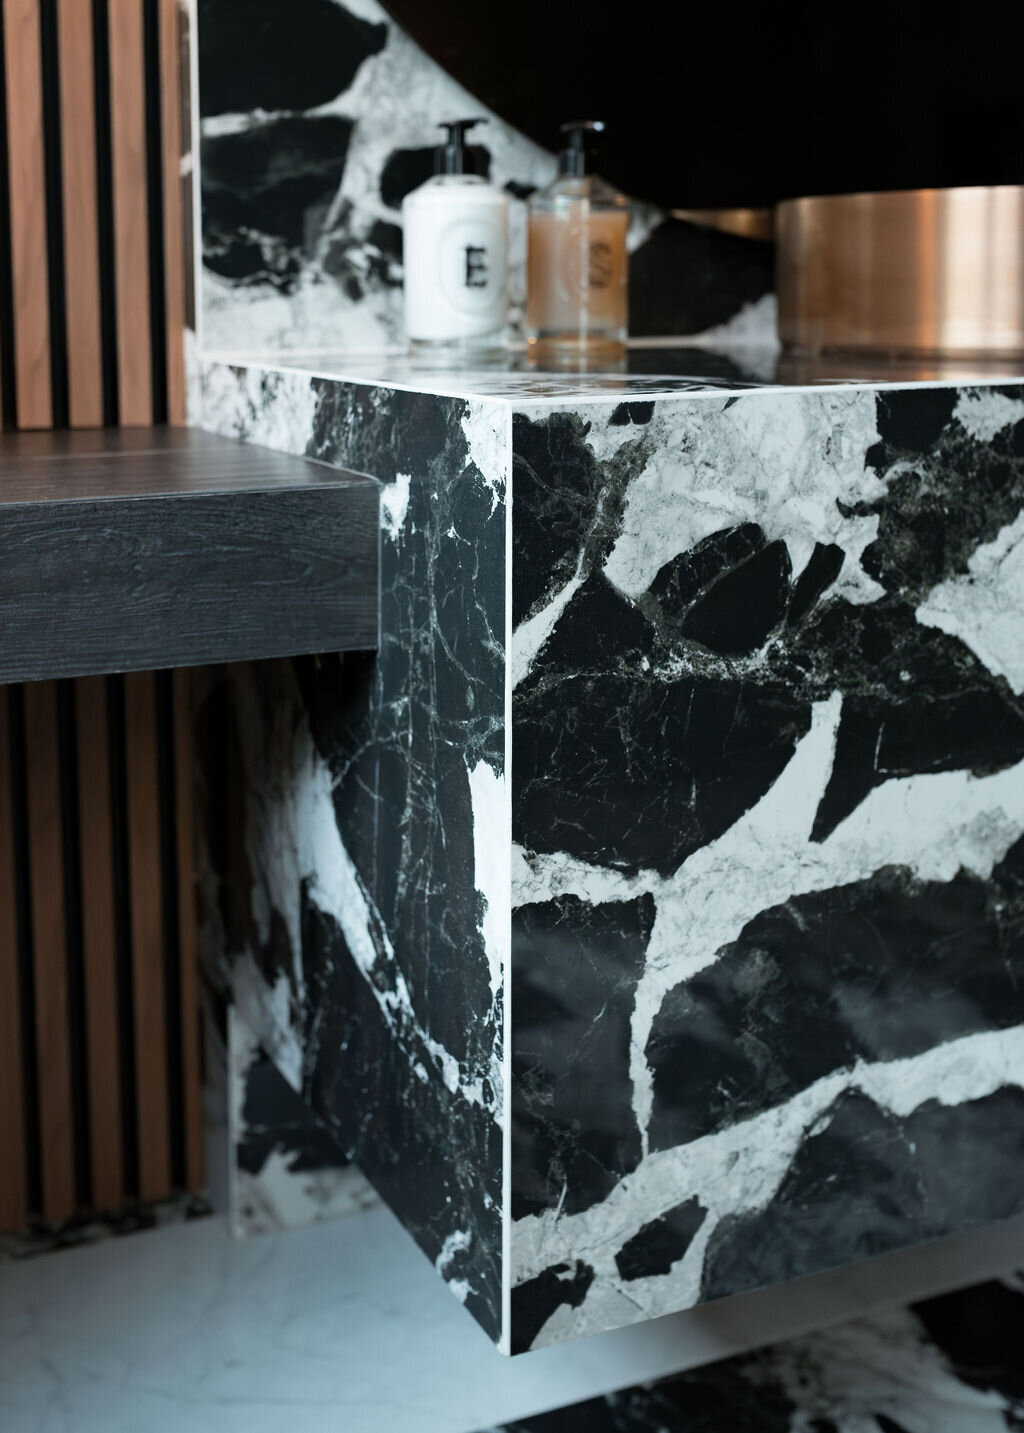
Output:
2 1202 1023 1433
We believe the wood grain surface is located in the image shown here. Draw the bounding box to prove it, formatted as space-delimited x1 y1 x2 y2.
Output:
3 0 52 428
159 0 186 425
107 0 152 426
0 430 380 683
57 0 105 429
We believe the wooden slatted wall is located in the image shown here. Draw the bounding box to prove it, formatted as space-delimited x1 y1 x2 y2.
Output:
0 0 201 1233
0 672 202 1231
0 0 186 432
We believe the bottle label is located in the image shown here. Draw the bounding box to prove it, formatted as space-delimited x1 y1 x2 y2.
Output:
587 241 615 290
464 245 489 287
560 216 625 298
438 216 507 318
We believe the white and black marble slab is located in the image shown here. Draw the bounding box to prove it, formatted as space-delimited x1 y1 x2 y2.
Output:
197 366 511 1340
195 356 1024 1353
195 346 1024 400
194 0 776 353
478 1273 1024 1432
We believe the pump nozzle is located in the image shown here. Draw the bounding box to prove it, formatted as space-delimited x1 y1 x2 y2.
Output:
559 120 605 178
436 117 488 175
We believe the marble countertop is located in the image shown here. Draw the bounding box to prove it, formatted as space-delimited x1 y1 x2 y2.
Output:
199 343 1024 402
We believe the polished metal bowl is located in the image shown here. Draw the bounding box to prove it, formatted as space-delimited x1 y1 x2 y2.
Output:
777 185 1024 359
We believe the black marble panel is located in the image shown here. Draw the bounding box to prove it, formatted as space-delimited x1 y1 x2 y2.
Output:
509 1261 596 1357
648 842 1024 1151
237 1044 351 1180
512 895 655 1219
199 367 508 1341
614 1200 707 1281
701 1086 1024 1301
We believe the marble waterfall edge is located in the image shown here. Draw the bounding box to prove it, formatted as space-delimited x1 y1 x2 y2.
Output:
199 361 511 1344
196 360 1024 1353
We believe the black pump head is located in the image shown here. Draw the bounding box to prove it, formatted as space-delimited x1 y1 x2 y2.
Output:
436 117 487 175
559 120 605 177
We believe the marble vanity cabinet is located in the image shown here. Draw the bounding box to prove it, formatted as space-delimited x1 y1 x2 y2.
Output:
195 353 1024 1353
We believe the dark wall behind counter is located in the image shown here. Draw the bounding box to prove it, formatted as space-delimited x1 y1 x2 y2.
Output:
383 0 1024 210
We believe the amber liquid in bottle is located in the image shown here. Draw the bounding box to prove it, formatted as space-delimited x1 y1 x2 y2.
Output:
527 195 628 359
526 122 629 362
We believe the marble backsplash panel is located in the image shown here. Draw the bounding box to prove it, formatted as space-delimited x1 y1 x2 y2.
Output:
194 0 776 353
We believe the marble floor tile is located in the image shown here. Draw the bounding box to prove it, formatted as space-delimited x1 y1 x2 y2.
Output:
1 1200 1022 1432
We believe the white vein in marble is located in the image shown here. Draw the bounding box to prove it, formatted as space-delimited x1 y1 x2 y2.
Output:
917 510 1024 695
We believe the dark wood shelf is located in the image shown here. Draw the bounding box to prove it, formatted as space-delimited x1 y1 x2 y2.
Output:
0 427 379 683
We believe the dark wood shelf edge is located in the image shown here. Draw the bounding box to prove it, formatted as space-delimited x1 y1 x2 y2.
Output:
0 427 380 684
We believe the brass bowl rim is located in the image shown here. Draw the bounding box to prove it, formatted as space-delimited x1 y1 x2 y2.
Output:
776 183 1024 213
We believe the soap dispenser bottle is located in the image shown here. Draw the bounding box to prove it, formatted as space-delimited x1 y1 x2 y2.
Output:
402 118 510 354
526 120 629 359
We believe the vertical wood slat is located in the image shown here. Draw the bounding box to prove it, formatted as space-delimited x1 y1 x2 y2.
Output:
23 681 75 1222
159 0 185 424
0 690 27 1230
76 676 123 1210
57 0 104 429
172 668 202 1189
123 671 170 1201
107 0 152 426
2 0 52 428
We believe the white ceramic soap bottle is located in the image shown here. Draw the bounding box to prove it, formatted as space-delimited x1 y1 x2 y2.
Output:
402 118 509 354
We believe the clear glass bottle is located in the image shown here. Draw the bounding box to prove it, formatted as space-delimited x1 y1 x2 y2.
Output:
526 121 629 361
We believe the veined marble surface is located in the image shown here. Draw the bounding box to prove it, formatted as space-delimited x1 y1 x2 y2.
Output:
195 357 1024 1353
194 345 1024 401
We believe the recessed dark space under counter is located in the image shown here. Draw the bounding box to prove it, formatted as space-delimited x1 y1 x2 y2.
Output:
194 346 1024 1353
0 426 379 684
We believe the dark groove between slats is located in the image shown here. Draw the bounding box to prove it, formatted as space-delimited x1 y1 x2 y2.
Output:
9 688 43 1215
156 669 185 1188
57 679 92 1210
91 0 119 427
143 0 167 426
107 673 140 1205
38 0 68 429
